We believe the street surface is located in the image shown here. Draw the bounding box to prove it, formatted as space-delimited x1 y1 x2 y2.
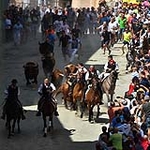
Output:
0 31 132 150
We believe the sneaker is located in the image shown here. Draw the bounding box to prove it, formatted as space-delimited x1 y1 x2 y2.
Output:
36 111 41 116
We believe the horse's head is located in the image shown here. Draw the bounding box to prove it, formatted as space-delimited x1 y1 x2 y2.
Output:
91 77 99 90
110 70 119 82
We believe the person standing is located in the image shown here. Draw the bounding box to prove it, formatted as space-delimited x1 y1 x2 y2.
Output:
13 21 23 46
122 28 132 54
101 26 111 55
69 35 82 63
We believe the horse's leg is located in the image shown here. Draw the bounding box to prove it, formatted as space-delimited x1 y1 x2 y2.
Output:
106 93 110 102
48 115 53 132
91 105 95 120
88 105 92 122
96 104 100 119
79 102 84 118
12 119 16 135
17 118 21 133
110 94 113 102
7 119 11 138
43 115 47 137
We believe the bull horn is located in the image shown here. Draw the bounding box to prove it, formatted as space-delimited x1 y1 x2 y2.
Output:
59 73 64 77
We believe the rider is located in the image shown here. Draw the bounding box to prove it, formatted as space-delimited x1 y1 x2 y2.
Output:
68 63 87 96
104 55 119 73
1 79 26 120
84 65 103 104
36 78 59 116
100 55 119 81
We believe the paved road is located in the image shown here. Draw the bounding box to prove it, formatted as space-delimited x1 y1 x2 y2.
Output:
0 32 131 150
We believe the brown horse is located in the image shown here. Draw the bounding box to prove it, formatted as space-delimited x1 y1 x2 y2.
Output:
51 69 64 89
72 76 85 117
101 70 118 102
85 77 103 122
64 63 78 77
40 94 55 137
54 78 73 109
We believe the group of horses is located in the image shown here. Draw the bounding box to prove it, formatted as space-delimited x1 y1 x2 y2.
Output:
54 63 118 122
3 41 118 138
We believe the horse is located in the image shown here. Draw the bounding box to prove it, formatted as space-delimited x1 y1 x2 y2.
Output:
85 77 103 122
40 93 56 137
72 75 86 117
41 55 55 78
23 61 39 85
54 77 73 109
5 100 23 138
101 70 118 102
64 63 78 77
51 69 64 89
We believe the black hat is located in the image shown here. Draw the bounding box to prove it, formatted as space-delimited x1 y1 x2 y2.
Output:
11 79 18 84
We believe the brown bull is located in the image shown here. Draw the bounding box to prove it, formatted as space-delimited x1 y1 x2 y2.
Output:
64 63 78 77
51 69 64 88
23 62 39 85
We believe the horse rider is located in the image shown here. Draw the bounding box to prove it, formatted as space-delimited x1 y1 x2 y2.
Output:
100 55 119 81
36 78 59 116
104 55 119 73
84 65 103 104
1 79 26 120
68 63 87 96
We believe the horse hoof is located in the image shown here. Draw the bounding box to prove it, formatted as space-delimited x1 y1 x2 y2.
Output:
43 133 47 137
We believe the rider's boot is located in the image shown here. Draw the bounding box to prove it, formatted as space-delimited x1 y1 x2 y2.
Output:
54 107 59 116
54 110 59 116
36 110 41 116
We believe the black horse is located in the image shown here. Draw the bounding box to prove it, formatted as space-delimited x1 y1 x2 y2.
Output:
40 93 56 137
5 100 22 138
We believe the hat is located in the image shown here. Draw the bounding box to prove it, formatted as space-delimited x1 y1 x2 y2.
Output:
144 95 150 101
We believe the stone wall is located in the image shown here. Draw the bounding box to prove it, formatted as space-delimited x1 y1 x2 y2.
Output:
71 0 115 8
